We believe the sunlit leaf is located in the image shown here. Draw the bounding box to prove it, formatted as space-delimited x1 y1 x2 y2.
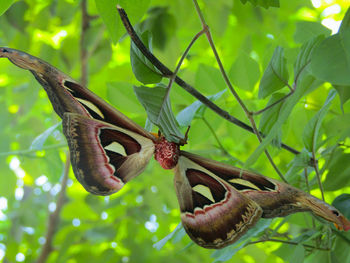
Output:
259 46 289 98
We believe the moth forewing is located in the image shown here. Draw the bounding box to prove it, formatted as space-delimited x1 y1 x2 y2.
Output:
63 113 155 195
174 155 262 249
0 47 155 140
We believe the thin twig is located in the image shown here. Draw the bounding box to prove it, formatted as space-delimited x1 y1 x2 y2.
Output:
202 117 241 163
165 27 207 98
191 0 287 182
37 154 70 263
253 91 293 115
116 5 302 159
246 238 330 251
160 28 207 126
312 151 325 201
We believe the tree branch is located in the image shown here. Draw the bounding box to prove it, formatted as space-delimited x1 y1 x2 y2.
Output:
116 5 302 161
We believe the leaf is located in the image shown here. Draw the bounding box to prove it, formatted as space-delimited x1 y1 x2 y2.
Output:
294 21 331 44
285 149 311 183
212 219 272 262
339 7 350 33
259 46 289 98
0 0 14 16
246 72 321 167
5 1 28 32
290 244 305 263
259 92 285 136
95 0 151 44
302 90 336 153
130 30 163 84
240 0 279 9
176 89 227 127
229 53 260 91
332 194 350 219
310 28 350 86
195 64 227 94
107 82 144 113
294 35 324 80
333 85 350 109
29 122 61 151
323 148 350 191
133 84 183 142
140 7 176 50
153 223 186 250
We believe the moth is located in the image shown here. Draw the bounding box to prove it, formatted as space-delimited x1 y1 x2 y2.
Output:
1 47 349 249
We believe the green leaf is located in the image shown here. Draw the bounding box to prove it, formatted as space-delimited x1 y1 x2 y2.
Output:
107 82 144 113
133 84 183 142
229 53 260 91
290 244 305 263
5 1 28 32
153 223 186 249
259 46 289 98
95 0 151 44
259 92 285 136
332 194 350 219
29 122 61 150
195 64 227 94
0 0 15 16
311 29 350 86
130 31 163 84
211 219 272 261
176 89 226 127
246 71 321 167
333 85 350 109
294 21 331 44
302 90 336 152
140 7 176 50
284 149 311 184
240 0 280 9
294 35 324 83
339 7 350 33
324 148 350 191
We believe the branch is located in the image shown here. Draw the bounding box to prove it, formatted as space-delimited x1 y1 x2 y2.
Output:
116 6 302 160
36 154 70 263
192 0 286 181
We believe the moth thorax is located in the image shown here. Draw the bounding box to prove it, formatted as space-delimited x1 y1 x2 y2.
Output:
154 137 180 169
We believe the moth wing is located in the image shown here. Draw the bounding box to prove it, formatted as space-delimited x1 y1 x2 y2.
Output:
0 47 154 140
180 151 350 232
174 154 262 249
63 113 155 195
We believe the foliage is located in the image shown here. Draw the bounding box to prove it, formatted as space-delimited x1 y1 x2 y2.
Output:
0 0 350 262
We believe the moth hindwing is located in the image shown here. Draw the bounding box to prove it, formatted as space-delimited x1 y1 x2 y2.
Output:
174 155 262 248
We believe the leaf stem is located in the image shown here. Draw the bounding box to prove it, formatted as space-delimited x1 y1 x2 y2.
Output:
202 116 242 163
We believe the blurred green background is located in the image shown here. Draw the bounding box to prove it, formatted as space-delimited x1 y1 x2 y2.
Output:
0 0 350 262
